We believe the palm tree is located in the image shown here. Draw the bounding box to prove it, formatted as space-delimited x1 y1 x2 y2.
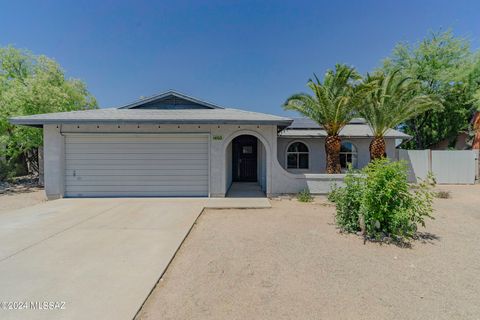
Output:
358 69 442 160
284 64 363 173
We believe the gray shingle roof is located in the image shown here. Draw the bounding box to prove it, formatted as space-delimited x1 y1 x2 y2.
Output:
10 90 292 127
10 108 293 127
279 118 411 139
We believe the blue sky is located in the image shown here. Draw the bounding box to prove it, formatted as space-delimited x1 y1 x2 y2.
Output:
1 0 479 116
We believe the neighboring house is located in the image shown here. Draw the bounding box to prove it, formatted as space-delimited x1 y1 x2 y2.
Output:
429 112 480 150
429 132 470 150
10 90 409 199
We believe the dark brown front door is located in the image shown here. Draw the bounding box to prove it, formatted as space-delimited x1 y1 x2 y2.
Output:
232 135 257 182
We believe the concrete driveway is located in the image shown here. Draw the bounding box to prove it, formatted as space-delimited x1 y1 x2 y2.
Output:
0 197 269 320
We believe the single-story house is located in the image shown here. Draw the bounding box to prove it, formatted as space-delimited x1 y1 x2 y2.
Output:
10 90 410 199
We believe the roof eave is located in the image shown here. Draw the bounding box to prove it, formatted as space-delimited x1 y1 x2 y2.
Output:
278 132 412 139
9 118 293 127
8 120 44 128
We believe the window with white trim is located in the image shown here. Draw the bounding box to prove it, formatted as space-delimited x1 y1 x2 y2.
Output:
340 142 358 169
287 142 309 169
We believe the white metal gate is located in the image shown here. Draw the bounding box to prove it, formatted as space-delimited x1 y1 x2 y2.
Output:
398 149 478 184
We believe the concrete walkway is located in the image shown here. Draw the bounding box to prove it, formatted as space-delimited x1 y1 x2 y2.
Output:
226 182 266 198
0 197 269 320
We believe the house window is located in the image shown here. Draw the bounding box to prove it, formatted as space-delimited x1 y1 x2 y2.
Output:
287 142 309 169
340 142 358 169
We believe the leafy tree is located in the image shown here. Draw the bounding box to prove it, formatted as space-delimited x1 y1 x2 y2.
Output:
0 46 97 177
382 30 480 149
283 64 363 173
358 69 442 159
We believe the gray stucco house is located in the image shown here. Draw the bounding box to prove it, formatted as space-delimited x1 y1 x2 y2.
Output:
10 90 409 199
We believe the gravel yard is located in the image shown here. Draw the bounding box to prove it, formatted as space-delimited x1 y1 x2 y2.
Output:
137 185 480 320
0 187 45 214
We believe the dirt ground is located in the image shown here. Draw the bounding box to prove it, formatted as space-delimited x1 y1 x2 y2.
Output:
137 185 480 320
0 188 45 214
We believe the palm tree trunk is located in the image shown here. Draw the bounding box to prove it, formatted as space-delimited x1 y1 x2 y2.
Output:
325 135 341 173
370 136 386 160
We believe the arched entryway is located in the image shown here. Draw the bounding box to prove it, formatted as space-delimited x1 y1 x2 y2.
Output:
225 134 267 197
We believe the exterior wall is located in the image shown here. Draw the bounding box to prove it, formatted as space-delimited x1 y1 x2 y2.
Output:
44 123 403 198
38 146 44 186
277 138 325 173
277 137 397 173
43 125 65 199
225 142 232 192
271 173 345 194
42 123 279 198
217 126 278 196
385 139 397 161
271 136 345 194
257 142 267 192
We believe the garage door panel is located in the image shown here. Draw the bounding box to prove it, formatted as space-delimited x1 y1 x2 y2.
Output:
66 169 207 176
65 179 208 186
66 175 208 182
66 145 207 153
66 191 207 197
66 153 209 160
66 148 208 155
66 163 208 170
68 141 207 150
66 158 208 165
65 185 208 192
65 134 209 197
66 135 208 143
67 140 209 145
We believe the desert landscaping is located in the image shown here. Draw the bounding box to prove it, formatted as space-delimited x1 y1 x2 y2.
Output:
0 179 45 214
0 182 479 320
136 185 480 320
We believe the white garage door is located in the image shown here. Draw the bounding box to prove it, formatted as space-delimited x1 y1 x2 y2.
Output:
65 134 209 197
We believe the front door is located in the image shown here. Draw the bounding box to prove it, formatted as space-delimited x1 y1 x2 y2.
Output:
232 135 257 182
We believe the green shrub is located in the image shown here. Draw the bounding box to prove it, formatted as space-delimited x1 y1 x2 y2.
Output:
0 160 16 181
297 188 314 202
0 161 8 181
329 170 364 233
0 157 27 182
327 184 338 203
332 158 435 242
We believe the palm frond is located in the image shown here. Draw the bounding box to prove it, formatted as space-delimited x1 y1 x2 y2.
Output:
357 69 443 137
284 64 361 135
